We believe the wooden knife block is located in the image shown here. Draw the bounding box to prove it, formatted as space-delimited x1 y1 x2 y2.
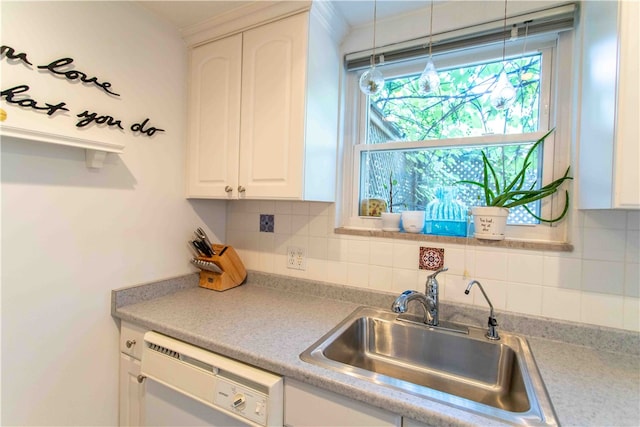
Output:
197 245 247 292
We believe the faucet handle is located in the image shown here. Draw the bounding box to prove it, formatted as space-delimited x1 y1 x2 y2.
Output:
427 267 448 280
426 267 448 293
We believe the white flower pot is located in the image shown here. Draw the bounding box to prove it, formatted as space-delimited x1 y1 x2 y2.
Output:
471 207 509 240
401 210 425 233
381 212 401 231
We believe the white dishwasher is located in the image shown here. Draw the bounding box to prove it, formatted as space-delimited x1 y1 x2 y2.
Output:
140 331 283 427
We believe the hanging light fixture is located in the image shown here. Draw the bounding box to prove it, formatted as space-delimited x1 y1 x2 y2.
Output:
418 0 440 94
519 21 534 81
359 0 384 96
490 0 516 110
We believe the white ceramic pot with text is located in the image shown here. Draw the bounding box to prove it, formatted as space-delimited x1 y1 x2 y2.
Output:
471 206 509 240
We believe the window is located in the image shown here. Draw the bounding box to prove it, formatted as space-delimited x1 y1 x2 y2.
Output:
343 34 573 241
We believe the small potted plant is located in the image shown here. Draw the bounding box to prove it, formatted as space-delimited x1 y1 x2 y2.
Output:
457 129 573 240
381 171 402 231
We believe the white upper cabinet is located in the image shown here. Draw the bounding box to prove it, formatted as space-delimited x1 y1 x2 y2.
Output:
577 0 640 209
187 34 242 198
186 5 342 201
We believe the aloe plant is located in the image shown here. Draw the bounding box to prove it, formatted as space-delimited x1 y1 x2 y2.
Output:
458 129 573 223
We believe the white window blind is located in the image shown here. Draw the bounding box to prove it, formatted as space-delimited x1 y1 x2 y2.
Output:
345 3 576 70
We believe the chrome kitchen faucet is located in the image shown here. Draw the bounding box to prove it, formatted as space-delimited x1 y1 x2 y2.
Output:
392 267 448 326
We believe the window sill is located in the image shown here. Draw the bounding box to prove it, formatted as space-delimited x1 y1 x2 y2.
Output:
334 227 573 252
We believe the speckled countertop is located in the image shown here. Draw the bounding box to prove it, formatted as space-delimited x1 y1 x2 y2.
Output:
112 272 640 427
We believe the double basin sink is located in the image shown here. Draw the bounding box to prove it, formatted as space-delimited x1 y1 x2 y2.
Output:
300 306 558 426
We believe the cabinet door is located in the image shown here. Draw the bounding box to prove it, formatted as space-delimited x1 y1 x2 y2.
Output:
119 353 144 427
613 0 639 208
284 379 400 427
239 13 307 199
186 34 242 198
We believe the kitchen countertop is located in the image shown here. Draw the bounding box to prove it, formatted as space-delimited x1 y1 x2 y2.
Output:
112 272 640 426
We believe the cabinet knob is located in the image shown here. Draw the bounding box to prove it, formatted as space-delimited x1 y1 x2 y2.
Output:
238 186 246 193
125 339 136 348
137 375 146 384
225 186 233 193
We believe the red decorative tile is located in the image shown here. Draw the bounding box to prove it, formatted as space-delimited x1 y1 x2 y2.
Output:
420 247 445 271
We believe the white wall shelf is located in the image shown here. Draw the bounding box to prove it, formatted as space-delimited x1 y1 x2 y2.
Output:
0 125 124 169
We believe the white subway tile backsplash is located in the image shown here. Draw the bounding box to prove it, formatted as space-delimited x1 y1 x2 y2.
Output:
391 268 419 294
347 239 370 264
306 258 328 282
441 246 475 277
393 242 418 269
541 288 581 322
308 236 328 260
626 230 639 263
227 201 639 331
291 201 310 215
583 228 626 261
258 232 275 252
347 262 370 288
274 201 293 214
257 251 275 273
506 282 542 316
258 200 276 213
326 260 348 285
290 214 310 236
475 250 508 280
369 240 394 267
308 215 329 237
242 200 262 213
542 255 582 289
507 253 543 285
274 214 292 235
442 274 472 304
624 262 640 298
627 211 640 230
623 297 640 331
309 202 331 216
582 259 625 295
583 209 628 229
368 265 393 292
580 292 624 329
273 233 289 255
327 237 348 262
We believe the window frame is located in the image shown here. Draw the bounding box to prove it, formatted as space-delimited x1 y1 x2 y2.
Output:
340 34 574 243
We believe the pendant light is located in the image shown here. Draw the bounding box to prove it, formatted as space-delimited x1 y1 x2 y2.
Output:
418 0 440 94
519 21 534 81
490 0 516 110
359 0 384 96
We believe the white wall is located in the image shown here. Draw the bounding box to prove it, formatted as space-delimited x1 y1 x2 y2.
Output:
1 2 226 425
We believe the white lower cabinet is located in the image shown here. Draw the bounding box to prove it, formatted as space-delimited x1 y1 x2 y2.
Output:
284 378 401 427
119 321 147 426
119 353 144 427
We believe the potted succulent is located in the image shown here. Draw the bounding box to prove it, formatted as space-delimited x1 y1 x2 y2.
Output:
458 129 572 240
381 171 402 231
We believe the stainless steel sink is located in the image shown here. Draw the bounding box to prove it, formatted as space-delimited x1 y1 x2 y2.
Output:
300 306 558 426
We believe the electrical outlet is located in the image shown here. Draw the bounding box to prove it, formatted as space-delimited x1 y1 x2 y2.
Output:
287 246 307 270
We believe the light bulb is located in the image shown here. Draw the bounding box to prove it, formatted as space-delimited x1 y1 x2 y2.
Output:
490 71 516 110
359 67 384 96
418 59 440 94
